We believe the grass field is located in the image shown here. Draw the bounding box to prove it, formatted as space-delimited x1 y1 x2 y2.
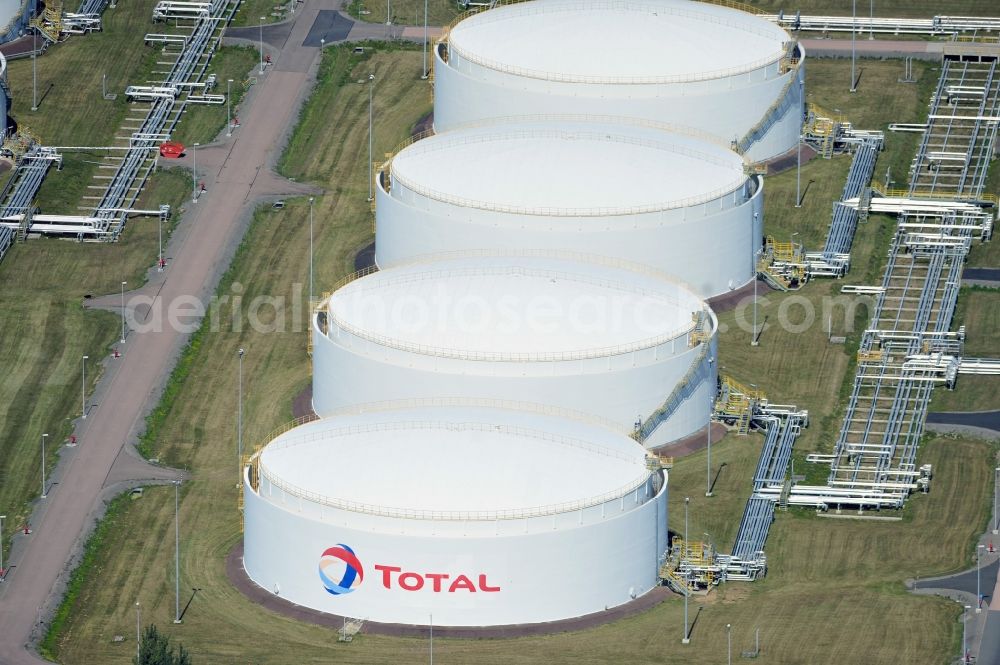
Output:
166 47 259 146
0 168 191 564
346 0 461 26
40 49 996 665
745 0 1000 18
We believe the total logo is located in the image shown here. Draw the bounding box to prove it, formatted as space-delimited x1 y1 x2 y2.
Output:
318 545 501 596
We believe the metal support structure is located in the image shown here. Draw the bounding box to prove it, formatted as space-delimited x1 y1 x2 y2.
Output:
31 31 37 112
0 514 6 578
226 78 233 136
421 0 428 79
682 496 690 644
850 0 857 93
192 142 199 202
258 17 265 74
136 602 141 661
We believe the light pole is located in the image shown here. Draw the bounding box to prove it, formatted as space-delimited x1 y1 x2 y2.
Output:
682 497 690 644
421 0 428 79
0 514 7 578
192 142 199 202
367 74 375 202
238 348 245 488
963 604 971 663
81 355 89 418
727 624 732 665
136 601 141 661
795 81 803 208
226 78 234 136
31 30 37 111
869 0 874 39
706 395 713 497
429 613 434 665
173 480 182 624
120 281 127 343
751 220 760 347
386 0 390 24
850 0 857 93
157 205 163 271
994 467 999 534
309 197 315 302
259 17 266 74
977 544 985 613
40 433 49 498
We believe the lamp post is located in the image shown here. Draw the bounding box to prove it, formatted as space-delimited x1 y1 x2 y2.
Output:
192 142 199 202
869 0 874 39
238 348 245 488
963 604 971 663
421 0 428 79
226 78 234 137
706 393 714 497
40 433 49 498
751 211 760 346
994 467 999 534
795 79 804 208
259 17 266 74
31 30 37 111
173 480 182 624
429 613 434 665
157 205 163 271
309 197 315 302
136 601 141 661
120 281 127 343
727 624 732 665
850 0 857 93
682 496 690 644
386 0 390 24
977 544 985 613
81 355 89 418
367 74 375 202
0 514 7 578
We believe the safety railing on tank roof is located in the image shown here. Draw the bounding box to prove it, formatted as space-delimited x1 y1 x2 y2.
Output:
327 313 702 364
258 464 654 521
322 248 714 300
254 423 654 520
286 396 635 436
447 2 788 85
387 133 748 217
439 113 752 158
330 263 703 309
263 420 643 462
696 0 766 16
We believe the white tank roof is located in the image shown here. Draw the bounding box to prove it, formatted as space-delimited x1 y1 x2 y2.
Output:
328 254 704 360
391 121 747 215
448 0 790 84
258 406 651 517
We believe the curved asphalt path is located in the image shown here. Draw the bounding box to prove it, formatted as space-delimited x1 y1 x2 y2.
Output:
0 1 334 661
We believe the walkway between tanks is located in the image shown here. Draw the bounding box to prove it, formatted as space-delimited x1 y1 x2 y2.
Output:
0 0 331 661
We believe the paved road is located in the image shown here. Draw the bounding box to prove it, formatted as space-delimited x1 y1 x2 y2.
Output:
0 2 331 662
799 37 947 60
926 410 1000 439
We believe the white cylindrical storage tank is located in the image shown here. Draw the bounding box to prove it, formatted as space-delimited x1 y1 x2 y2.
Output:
376 118 763 298
313 253 717 448
243 404 669 626
434 0 805 162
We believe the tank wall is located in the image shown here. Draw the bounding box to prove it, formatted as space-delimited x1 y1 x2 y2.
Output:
435 47 803 161
376 173 764 298
243 472 668 626
313 317 715 445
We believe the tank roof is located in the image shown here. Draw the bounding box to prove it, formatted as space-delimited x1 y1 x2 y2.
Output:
448 0 790 84
258 406 651 518
326 255 704 360
391 121 747 215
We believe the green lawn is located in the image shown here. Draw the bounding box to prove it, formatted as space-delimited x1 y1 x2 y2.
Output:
0 168 191 564
743 0 1000 18
168 47 259 146
346 0 462 26
41 46 997 665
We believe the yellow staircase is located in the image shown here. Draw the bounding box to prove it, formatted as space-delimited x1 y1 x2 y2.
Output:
716 376 765 435
2 127 40 161
30 2 62 43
